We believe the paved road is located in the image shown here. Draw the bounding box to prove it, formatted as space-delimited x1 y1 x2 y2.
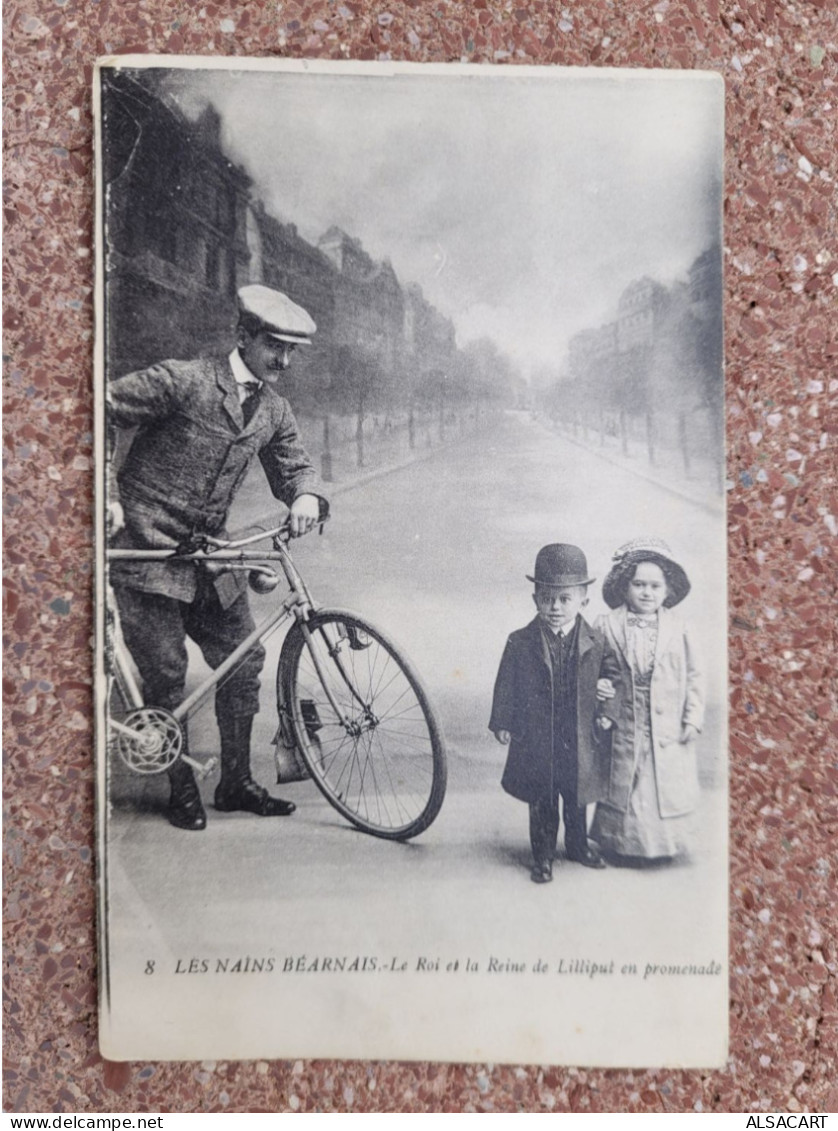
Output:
104 412 727 1059
111 407 725 795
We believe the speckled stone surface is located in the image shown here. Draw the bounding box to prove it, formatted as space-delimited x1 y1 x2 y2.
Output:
4 0 836 1115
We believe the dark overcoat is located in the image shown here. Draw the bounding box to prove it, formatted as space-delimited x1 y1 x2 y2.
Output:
489 616 622 806
108 356 323 608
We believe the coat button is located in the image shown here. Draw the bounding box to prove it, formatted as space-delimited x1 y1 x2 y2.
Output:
655 705 664 714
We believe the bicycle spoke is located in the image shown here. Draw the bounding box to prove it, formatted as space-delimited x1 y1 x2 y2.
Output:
354 731 378 823
370 730 415 823
368 649 394 702
315 731 361 778
333 746 357 808
368 666 413 712
372 684 418 722
283 612 445 838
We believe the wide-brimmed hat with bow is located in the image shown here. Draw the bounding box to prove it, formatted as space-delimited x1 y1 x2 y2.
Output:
526 544 596 588
602 537 691 609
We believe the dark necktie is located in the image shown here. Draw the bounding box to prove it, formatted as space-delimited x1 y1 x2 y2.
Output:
241 383 261 427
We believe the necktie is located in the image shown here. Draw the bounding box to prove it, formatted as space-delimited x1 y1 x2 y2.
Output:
241 383 261 427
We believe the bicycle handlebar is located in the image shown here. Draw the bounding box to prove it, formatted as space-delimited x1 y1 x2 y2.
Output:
199 515 329 551
107 516 329 561
202 525 289 550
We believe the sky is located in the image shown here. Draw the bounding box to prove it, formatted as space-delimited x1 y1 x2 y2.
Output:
160 63 723 380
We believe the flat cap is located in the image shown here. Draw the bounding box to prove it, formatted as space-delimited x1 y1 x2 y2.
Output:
237 284 316 344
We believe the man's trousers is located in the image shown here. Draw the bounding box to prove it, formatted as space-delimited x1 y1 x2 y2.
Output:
113 571 265 728
528 787 590 865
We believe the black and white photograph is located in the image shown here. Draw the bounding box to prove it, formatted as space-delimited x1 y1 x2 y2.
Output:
94 57 727 1065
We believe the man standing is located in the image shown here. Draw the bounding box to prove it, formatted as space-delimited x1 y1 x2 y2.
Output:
108 284 327 831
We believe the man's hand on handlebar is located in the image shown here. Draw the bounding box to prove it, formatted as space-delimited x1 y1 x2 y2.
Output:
288 493 321 538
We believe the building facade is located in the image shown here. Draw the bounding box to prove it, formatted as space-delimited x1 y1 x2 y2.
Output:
102 71 252 374
563 251 722 416
101 71 471 416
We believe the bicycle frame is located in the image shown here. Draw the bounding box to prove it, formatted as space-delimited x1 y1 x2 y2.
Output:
105 522 448 839
106 525 356 734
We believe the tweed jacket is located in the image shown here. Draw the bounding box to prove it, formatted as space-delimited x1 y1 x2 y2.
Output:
595 606 705 818
108 355 324 606
489 615 623 807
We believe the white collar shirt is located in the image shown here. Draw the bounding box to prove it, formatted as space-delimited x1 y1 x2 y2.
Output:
228 348 262 404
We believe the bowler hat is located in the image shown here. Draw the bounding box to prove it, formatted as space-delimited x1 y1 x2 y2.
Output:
602 537 691 609
526 544 595 588
237 284 316 344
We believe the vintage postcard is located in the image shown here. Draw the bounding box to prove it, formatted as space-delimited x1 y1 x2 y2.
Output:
94 57 727 1065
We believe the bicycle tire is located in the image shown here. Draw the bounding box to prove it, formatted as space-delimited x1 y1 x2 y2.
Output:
277 609 447 840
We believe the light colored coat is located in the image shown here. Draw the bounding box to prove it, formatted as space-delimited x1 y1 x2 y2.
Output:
596 606 704 818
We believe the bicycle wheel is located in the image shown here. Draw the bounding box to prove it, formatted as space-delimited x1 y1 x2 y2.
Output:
278 609 447 840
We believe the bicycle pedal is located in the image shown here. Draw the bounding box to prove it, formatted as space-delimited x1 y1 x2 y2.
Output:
181 753 217 780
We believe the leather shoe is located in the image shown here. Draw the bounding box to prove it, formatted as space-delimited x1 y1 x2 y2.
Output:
167 795 207 831
167 761 206 831
215 781 296 817
530 861 553 884
567 845 606 869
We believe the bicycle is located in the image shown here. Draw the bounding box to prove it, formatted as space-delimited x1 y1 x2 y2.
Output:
105 523 447 840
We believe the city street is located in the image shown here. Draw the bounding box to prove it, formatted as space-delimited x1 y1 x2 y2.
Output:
103 410 728 1062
